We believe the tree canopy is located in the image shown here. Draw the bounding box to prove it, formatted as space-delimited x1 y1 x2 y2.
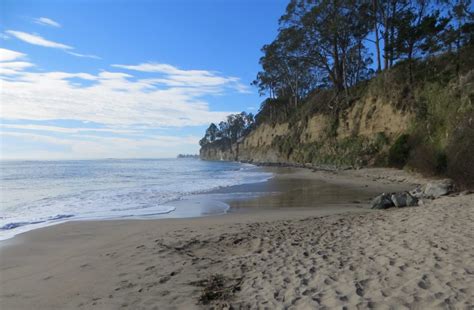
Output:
199 112 255 147
200 0 473 148
253 0 473 105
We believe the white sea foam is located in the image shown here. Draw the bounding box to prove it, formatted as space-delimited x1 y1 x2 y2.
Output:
0 159 272 240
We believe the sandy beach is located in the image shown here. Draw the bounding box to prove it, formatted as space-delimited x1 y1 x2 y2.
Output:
0 168 473 309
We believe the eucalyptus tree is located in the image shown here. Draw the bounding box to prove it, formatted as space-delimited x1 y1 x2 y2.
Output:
280 0 372 91
253 26 316 106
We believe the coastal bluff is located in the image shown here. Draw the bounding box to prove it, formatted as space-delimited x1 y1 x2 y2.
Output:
200 97 412 165
200 48 474 188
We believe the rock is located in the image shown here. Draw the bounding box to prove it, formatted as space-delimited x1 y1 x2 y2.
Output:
372 191 418 209
409 186 424 199
390 192 418 208
371 193 394 209
424 179 454 198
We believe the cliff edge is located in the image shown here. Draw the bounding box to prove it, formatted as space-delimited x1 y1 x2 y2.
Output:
200 47 474 188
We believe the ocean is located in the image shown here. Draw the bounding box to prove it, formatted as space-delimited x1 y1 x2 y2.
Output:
0 159 272 240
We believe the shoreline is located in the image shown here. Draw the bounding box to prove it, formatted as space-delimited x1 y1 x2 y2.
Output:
1 167 472 309
0 165 412 244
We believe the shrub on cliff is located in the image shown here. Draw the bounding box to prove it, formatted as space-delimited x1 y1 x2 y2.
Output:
388 134 411 168
407 144 447 176
446 112 474 189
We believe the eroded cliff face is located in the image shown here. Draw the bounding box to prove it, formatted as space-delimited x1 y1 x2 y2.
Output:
337 97 412 139
200 95 414 166
199 139 237 161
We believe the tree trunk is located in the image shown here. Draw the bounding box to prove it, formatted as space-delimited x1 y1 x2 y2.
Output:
382 2 390 70
332 39 344 92
408 45 414 84
373 0 382 72
389 0 397 68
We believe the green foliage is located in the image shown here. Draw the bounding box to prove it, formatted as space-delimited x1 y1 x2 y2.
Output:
254 0 374 101
388 134 411 168
446 111 474 189
374 132 389 149
255 98 291 125
200 112 255 147
253 45 472 175
276 133 389 167
407 142 447 175
200 40 474 186
253 0 472 109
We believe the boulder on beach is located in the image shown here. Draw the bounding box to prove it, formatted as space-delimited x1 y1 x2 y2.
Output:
371 193 394 209
372 191 419 209
391 192 418 208
409 186 424 198
423 179 454 199
371 179 455 210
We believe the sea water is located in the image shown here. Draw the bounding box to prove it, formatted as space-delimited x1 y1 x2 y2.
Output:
0 159 272 240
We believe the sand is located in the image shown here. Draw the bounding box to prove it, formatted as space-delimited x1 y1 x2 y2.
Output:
0 168 473 309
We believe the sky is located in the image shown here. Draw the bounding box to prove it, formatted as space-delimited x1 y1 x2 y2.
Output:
0 0 288 160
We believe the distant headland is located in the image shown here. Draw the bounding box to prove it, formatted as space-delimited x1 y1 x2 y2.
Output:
177 154 199 159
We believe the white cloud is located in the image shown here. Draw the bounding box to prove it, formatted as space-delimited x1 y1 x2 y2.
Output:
0 48 26 62
0 50 34 74
112 62 250 92
1 124 139 135
1 54 250 158
34 17 61 28
0 61 35 75
6 30 72 49
5 31 100 59
67 51 101 59
1 61 237 128
113 63 205 74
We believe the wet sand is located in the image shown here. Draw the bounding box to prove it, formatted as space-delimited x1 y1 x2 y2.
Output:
0 168 472 309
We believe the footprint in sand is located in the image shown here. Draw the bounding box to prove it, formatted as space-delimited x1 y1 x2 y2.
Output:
418 274 431 290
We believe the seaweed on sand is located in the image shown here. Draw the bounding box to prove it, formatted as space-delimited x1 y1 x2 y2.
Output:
190 274 243 305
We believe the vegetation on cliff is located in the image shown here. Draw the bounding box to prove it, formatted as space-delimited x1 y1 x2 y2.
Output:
200 0 473 188
200 112 255 146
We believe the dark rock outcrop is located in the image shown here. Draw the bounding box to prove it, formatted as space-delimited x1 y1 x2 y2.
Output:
371 191 418 209
371 193 395 209
390 192 418 208
371 179 455 210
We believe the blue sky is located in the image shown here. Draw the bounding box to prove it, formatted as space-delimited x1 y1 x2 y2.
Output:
0 0 287 159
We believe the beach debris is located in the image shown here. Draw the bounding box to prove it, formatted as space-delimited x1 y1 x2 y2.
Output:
190 274 242 305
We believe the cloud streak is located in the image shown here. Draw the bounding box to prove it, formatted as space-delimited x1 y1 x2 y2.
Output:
1 124 139 135
6 30 72 49
0 48 26 61
5 31 99 59
0 61 35 75
112 62 250 92
67 51 101 59
34 17 61 28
